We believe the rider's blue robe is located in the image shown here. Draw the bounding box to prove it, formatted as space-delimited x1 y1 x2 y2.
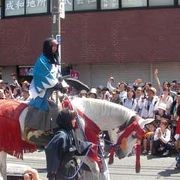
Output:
29 54 60 111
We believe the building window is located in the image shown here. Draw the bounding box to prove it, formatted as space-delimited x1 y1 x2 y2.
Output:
74 0 97 11
5 0 48 17
101 0 119 10
0 67 2 79
0 0 1 19
121 0 147 8
149 0 174 6
65 0 73 11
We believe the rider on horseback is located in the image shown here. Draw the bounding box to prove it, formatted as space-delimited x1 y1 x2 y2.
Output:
24 38 68 144
29 37 64 111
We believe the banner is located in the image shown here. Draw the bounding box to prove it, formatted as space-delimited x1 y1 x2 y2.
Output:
60 0 65 19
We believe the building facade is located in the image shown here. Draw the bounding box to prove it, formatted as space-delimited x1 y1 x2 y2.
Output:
0 0 180 87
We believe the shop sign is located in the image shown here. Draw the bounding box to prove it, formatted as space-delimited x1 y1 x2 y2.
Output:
5 0 47 16
70 69 80 79
74 0 97 11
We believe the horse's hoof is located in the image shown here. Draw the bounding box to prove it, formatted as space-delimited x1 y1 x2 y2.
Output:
136 166 141 173
108 156 114 165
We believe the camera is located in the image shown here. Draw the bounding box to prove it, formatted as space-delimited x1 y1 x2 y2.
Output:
7 174 32 180
7 174 24 180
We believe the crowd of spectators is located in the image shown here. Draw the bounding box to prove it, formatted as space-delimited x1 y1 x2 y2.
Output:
77 69 180 157
0 73 31 103
1 69 180 158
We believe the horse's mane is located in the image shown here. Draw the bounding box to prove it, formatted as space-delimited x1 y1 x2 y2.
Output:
71 97 136 130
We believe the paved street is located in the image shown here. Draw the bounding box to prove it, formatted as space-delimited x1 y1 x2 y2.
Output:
7 151 180 180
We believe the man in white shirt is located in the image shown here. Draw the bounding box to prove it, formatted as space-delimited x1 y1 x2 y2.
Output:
140 87 159 119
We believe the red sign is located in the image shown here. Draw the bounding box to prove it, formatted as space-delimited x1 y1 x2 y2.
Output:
70 70 80 79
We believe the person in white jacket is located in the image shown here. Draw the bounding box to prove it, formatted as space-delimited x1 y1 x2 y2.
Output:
152 118 172 156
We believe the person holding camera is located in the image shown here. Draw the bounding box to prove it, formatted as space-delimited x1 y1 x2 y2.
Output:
24 167 40 180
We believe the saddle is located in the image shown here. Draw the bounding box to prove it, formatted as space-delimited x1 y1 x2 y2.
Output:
24 100 60 146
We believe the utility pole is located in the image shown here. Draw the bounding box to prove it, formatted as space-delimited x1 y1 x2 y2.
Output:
51 0 65 103
51 0 65 67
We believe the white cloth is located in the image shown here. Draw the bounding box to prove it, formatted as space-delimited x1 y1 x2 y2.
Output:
140 96 159 118
119 91 127 102
154 127 171 144
158 95 173 113
107 81 115 92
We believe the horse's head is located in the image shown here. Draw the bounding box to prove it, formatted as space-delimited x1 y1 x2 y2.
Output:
109 116 154 162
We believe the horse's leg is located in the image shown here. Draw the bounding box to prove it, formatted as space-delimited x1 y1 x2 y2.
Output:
80 157 100 180
80 157 110 180
100 157 110 180
0 151 7 180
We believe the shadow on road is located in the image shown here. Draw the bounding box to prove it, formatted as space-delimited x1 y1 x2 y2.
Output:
146 155 163 160
158 168 180 177
146 154 176 160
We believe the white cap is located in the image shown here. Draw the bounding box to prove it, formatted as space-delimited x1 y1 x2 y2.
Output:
90 88 97 95
158 103 167 111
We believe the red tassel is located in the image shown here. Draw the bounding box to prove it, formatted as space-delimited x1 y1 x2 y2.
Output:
135 141 141 173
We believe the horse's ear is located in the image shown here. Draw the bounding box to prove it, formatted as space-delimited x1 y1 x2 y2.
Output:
138 118 155 129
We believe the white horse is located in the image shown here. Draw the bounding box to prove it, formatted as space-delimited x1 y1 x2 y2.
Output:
0 97 153 180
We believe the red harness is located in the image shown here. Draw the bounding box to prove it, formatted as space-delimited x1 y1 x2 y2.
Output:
77 109 103 170
109 117 145 173
117 118 145 144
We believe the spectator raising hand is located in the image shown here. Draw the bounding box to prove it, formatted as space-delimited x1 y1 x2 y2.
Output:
154 68 161 88
107 76 115 92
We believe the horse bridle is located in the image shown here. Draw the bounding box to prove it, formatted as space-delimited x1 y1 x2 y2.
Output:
108 116 145 173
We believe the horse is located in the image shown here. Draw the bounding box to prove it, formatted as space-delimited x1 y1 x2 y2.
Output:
0 97 154 180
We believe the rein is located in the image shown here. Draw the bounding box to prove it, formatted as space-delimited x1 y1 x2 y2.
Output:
109 116 145 173
61 144 92 179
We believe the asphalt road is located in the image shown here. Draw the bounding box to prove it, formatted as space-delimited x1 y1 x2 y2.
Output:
7 151 180 180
